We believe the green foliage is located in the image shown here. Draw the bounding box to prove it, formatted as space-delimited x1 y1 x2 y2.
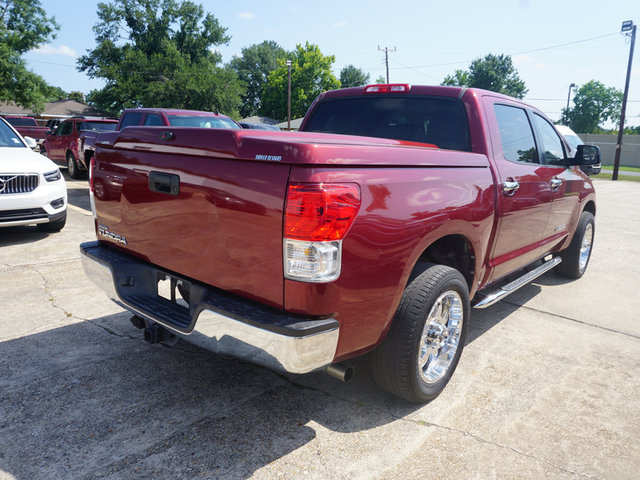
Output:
339 65 370 88
374 75 386 84
441 54 527 99
78 0 242 116
229 41 288 118
68 91 85 102
566 80 623 134
260 43 340 121
0 0 59 113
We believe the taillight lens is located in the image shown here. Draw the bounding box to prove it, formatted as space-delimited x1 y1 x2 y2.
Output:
285 183 360 241
284 183 360 283
89 156 95 192
364 84 411 93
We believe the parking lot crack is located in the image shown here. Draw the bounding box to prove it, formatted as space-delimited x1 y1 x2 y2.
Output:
29 264 75 320
503 300 640 341
85 319 139 340
403 418 601 480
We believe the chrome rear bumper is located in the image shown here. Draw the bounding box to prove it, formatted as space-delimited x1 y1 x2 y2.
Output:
80 241 339 374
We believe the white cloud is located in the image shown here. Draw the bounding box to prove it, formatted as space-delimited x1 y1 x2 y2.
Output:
333 21 348 29
237 12 255 20
31 44 77 58
290 6 303 12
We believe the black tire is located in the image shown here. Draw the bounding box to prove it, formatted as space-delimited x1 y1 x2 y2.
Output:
554 211 595 279
37 212 66 233
370 264 470 403
66 152 82 179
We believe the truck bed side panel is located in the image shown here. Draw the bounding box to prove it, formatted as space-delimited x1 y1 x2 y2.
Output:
285 161 495 360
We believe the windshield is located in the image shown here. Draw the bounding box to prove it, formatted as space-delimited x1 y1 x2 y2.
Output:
0 120 25 148
5 117 37 127
79 121 118 132
167 115 240 129
303 96 471 151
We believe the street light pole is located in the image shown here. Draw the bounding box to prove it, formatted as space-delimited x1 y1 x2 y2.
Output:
565 83 575 124
613 20 636 181
286 60 292 131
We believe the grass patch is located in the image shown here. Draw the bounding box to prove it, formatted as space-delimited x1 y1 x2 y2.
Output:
592 173 640 182
600 166 640 172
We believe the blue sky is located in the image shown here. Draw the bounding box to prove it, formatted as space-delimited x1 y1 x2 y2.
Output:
22 0 639 125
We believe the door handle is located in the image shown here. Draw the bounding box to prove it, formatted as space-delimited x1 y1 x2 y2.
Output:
503 179 520 196
149 171 180 196
550 177 563 190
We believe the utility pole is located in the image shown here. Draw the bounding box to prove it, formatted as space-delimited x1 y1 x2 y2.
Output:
378 46 396 83
286 60 292 131
565 83 575 124
613 20 636 181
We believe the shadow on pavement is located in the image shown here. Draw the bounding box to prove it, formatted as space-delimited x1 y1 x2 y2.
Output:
0 313 421 479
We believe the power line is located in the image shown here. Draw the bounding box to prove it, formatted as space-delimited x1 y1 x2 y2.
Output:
387 31 620 71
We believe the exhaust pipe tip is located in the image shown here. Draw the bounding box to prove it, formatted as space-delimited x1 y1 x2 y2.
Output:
325 363 354 383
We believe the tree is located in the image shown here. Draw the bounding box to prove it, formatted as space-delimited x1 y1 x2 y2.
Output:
565 80 623 134
340 65 370 88
260 43 340 121
78 0 242 116
374 75 386 84
68 91 85 102
0 0 59 113
229 41 287 118
442 53 527 99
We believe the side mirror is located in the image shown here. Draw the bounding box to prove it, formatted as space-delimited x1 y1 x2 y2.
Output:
23 136 37 149
570 144 600 166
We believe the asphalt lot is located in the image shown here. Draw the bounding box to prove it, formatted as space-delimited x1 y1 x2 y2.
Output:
1 175 639 480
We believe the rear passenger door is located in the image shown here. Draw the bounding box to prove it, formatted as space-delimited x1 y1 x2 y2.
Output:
484 99 556 282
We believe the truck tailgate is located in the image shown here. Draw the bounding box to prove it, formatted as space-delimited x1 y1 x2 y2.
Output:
92 128 290 309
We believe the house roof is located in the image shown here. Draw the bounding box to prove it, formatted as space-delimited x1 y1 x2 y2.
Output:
240 115 279 125
0 99 114 119
275 117 304 130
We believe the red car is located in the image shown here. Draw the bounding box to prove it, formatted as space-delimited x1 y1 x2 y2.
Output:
43 117 118 179
3 116 49 145
116 108 241 130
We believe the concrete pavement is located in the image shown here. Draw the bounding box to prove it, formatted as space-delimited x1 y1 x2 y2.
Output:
0 176 638 479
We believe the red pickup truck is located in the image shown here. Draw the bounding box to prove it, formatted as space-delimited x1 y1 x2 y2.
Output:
3 116 49 145
81 85 599 402
43 117 118 178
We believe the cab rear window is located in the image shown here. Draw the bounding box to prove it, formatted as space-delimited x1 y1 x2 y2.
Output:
304 96 471 152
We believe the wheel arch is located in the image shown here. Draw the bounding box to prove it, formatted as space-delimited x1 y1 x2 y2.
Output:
582 200 596 217
409 234 476 293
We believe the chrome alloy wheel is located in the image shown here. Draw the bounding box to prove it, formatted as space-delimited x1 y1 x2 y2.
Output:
418 290 464 384
579 223 593 272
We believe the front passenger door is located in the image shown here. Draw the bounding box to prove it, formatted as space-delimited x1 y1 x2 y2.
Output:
486 101 554 282
531 113 582 242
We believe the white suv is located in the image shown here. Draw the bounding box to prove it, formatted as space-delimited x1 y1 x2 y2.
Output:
0 117 67 231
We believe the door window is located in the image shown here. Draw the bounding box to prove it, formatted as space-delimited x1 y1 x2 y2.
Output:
59 121 73 135
120 112 143 128
144 113 164 126
494 104 538 164
532 114 566 166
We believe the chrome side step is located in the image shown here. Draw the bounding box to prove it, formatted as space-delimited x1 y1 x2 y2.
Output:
473 256 562 309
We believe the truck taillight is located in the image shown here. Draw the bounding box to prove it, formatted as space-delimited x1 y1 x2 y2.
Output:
89 155 97 219
284 183 360 283
89 156 95 192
